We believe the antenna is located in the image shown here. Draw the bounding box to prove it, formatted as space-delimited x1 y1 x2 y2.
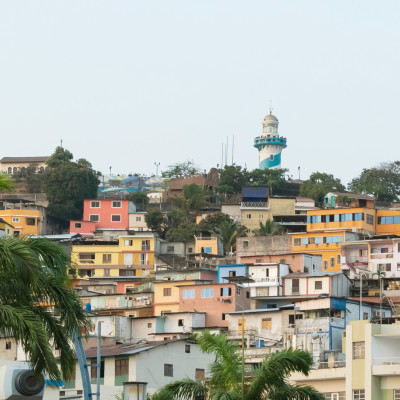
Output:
269 99 273 115
226 136 228 166
221 143 224 168
232 135 234 165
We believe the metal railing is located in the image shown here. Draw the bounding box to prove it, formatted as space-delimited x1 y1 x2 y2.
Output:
316 360 346 369
241 202 269 209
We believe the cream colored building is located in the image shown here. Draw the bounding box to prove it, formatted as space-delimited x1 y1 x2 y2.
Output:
241 196 296 234
0 156 49 174
291 320 400 400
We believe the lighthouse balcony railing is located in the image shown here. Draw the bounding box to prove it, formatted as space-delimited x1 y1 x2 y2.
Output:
241 202 270 210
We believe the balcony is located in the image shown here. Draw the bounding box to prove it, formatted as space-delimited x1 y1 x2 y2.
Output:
247 277 280 286
344 256 368 264
141 245 151 251
240 202 269 210
372 357 400 376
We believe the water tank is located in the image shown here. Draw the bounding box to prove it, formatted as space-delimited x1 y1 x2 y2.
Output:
85 303 91 311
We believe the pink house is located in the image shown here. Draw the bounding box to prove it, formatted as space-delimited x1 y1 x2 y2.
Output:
178 283 251 328
70 199 133 236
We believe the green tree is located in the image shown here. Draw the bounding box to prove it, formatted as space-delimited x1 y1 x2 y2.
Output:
253 219 284 236
169 184 209 222
348 161 400 202
248 168 288 192
165 222 196 243
14 163 47 193
0 174 13 191
162 161 201 178
219 165 248 194
300 172 345 202
145 208 166 238
214 219 247 253
127 191 149 210
0 236 89 380
45 147 100 220
197 212 232 233
151 332 323 400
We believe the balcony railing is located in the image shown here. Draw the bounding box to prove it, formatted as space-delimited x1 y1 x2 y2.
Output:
240 202 269 210
373 357 400 365
141 245 151 251
316 360 346 369
345 256 368 263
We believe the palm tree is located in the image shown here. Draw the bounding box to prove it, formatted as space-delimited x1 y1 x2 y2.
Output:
150 332 324 400
214 219 247 253
253 219 284 237
169 184 209 222
0 236 89 380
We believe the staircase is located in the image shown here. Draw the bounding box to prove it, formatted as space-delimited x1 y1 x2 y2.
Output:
157 253 187 269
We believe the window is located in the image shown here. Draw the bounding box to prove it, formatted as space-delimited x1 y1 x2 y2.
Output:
259 214 264 219
394 389 400 400
236 287 241 295
142 240 150 250
292 279 300 294
164 364 173 377
178 319 184 327
103 254 112 264
220 287 232 297
229 271 236 277
246 291 250 298
330 257 335 268
270 154 274 161
293 238 301 246
163 288 172 296
246 214 251 219
301 238 309 245
188 247 193 253
74 222 82 229
222 313 226 320
315 237 322 244
90 201 100 208
26 218 35 226
185 344 190 353
136 216 141 221
323 260 328 270
79 253 95 263
195 369 205 380
124 240 133 246
103 269 110 277
7 167 11 174
201 288 214 298
112 201 121 208
140 253 148 265
352 390 365 400
243 240 249 248
182 289 195 299
115 358 129 377
337 254 341 264
6 341 11 350
367 214 374 225
265 268 269 277
262 318 272 330
91 360 105 379
148 323 152 328
111 214 121 222
323 393 345 400
315 281 322 290
363 312 369 320
89 214 99 222
353 341 365 359
238 318 245 331
11 217 20 223
167 246 174 253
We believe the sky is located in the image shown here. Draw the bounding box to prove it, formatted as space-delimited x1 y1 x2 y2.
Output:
1 1 399 185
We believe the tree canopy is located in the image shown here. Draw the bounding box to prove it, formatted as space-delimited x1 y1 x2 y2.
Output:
145 208 166 238
348 161 400 202
300 172 345 202
0 236 89 380
45 147 100 221
253 219 284 236
214 219 247 253
162 161 202 178
196 212 232 233
127 191 149 210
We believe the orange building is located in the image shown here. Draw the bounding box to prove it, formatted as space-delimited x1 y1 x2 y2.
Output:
0 209 42 236
306 208 376 234
376 210 400 235
291 231 360 272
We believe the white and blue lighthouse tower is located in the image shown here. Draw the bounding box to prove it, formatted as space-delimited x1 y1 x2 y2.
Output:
254 111 287 169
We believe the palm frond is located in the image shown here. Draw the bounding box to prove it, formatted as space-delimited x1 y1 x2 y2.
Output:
267 383 325 400
150 378 206 400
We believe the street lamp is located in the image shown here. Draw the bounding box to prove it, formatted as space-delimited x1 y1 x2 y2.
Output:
123 382 147 400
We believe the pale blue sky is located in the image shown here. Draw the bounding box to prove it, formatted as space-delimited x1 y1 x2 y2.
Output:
1 1 399 184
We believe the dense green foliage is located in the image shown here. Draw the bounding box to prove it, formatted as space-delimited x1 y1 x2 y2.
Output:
45 147 100 220
253 219 284 236
300 172 345 202
145 208 166 238
196 212 232 233
151 332 323 400
0 174 13 192
348 161 400 202
214 219 247 253
14 164 46 193
127 191 149 209
0 236 89 380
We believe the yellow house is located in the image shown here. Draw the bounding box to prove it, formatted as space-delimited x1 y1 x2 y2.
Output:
376 209 400 236
71 233 155 279
0 209 42 236
0 218 14 236
306 208 376 234
194 235 223 255
241 196 296 234
153 280 198 316
291 231 360 272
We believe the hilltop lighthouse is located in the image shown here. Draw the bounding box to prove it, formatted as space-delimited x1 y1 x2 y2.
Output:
254 111 287 169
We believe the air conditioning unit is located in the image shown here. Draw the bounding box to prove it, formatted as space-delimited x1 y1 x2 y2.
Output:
126 265 132 268
144 300 151 305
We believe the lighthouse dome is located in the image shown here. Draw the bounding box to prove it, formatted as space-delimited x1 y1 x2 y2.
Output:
263 113 278 123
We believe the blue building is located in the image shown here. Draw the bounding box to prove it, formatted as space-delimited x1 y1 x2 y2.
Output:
218 264 247 283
